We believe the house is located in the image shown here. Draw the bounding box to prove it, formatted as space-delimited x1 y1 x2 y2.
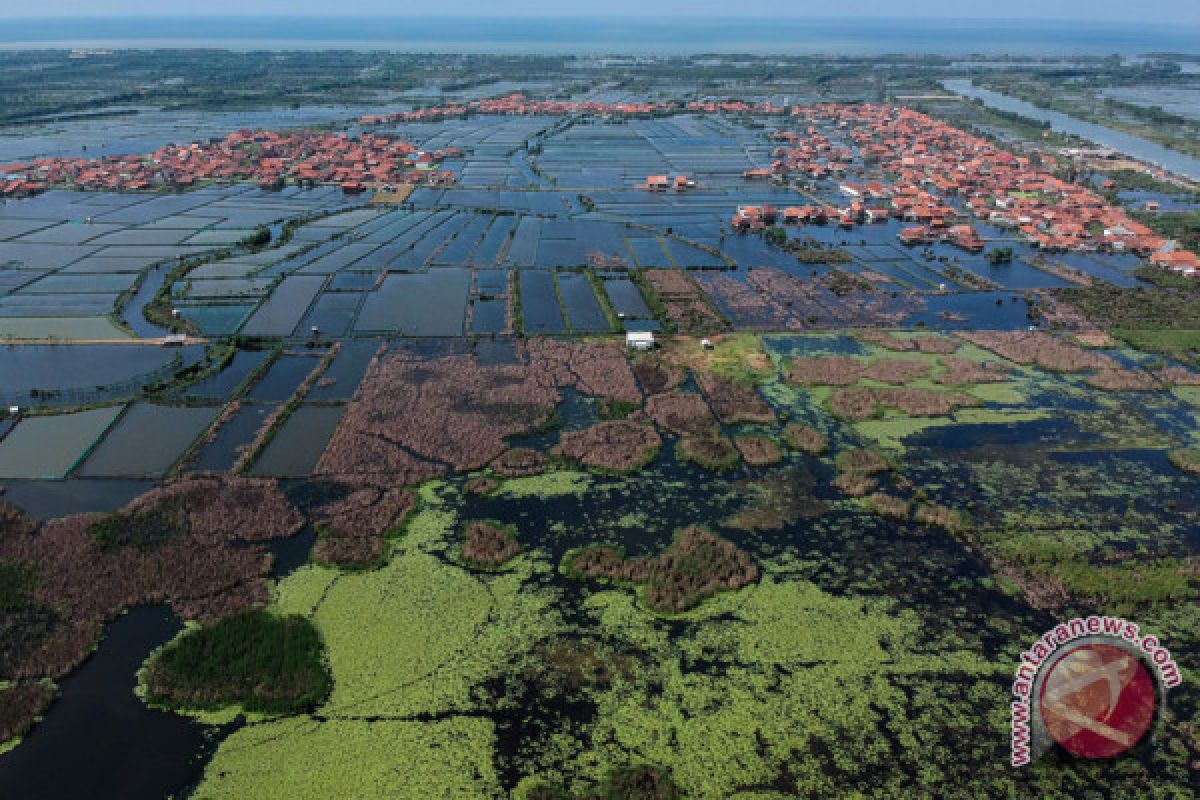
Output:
626 331 656 351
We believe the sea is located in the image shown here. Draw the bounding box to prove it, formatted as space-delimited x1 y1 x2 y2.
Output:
0 16 1197 56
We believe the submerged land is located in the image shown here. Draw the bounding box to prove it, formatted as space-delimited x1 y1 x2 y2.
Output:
0 48 1198 799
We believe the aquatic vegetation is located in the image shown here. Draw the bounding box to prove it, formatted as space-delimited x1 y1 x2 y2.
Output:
988 532 1193 612
866 492 911 520
644 391 718 437
700 268 922 330
144 610 331 714
319 342 638 486
192 716 502 800
934 355 1012 385
570 576 1016 799
859 358 933 384
722 470 826 532
0 478 301 683
785 355 863 385
461 520 521 569
857 330 959 354
466 476 499 496
958 330 1121 372
1084 367 1161 391
526 636 638 694
586 765 681 799
0 682 52 750
694 372 775 423
641 269 726 334
312 486 415 568
565 527 758 613
492 448 551 477
732 435 782 467
498 470 594 499
1169 448 1200 476
834 449 892 497
317 351 559 486
553 421 662 474
89 507 187 551
913 502 967 533
631 356 686 395
828 386 980 421
676 435 741 472
524 339 643 406
782 423 827 455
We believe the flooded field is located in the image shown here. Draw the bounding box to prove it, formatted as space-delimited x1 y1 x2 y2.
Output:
1 102 1197 800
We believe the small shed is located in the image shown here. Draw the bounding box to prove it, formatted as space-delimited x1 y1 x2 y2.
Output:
626 331 656 351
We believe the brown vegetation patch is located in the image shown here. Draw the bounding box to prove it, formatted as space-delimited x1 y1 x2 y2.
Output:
699 268 924 329
786 355 863 386
998 564 1072 612
644 391 718 437
677 435 740 471
858 330 959 354
860 359 932 384
465 477 498 496
935 355 1012 385
529 637 638 692
1 493 37 539
565 527 758 612
554 421 662 473
1156 366 1200 387
644 269 726 334
1085 368 1162 391
0 681 53 745
866 493 911 520
913 502 967 533
695 372 775 424
958 330 1121 373
834 450 891 498
787 355 936 387
491 448 549 478
312 486 415 567
733 436 783 467
0 478 302 683
462 521 520 569
632 355 687 396
523 339 642 405
782 423 827 455
318 341 639 487
828 387 980 420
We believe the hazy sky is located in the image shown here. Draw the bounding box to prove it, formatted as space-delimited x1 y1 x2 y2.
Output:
3 1 1197 24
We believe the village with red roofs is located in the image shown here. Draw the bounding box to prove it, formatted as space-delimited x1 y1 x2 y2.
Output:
4 95 1192 275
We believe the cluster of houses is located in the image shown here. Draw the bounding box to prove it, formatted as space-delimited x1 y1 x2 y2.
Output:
734 103 1196 273
361 95 794 127
641 174 697 192
362 94 682 125
0 130 458 197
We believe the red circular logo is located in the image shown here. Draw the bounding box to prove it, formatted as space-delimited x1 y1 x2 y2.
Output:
1039 642 1157 759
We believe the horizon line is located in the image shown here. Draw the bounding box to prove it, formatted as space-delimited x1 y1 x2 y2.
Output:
0 14 1195 24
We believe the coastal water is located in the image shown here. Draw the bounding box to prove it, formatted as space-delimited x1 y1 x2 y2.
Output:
943 80 1200 181
1 17 1197 56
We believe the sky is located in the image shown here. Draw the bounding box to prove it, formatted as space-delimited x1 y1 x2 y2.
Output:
2 1 1197 25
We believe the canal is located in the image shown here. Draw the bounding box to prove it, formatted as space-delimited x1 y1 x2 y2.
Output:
942 79 1200 181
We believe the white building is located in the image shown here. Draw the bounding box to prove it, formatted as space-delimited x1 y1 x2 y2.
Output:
625 331 656 351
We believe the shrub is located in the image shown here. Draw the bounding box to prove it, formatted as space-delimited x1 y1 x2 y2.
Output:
144 610 331 714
